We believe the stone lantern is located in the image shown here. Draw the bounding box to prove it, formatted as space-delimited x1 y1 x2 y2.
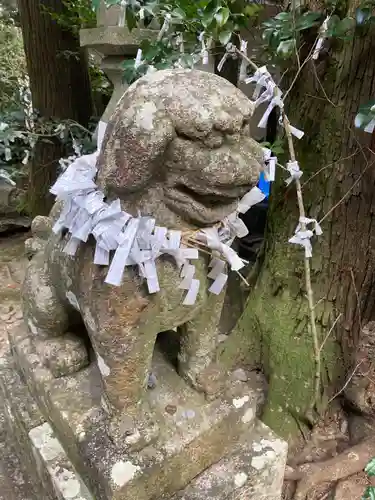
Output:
80 1 158 124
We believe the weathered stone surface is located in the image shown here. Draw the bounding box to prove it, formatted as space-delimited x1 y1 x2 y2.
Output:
0 356 92 500
22 69 263 448
171 421 287 500
25 215 53 259
80 26 157 56
8 319 265 500
98 70 262 227
0 182 30 233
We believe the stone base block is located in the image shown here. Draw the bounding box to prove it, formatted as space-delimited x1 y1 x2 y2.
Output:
0 356 91 500
1 350 287 500
172 421 287 500
6 321 267 500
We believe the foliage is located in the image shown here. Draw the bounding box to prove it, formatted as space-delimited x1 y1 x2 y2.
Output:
45 0 96 35
0 0 106 181
363 457 375 499
0 19 27 112
262 11 322 58
91 0 263 83
0 104 99 180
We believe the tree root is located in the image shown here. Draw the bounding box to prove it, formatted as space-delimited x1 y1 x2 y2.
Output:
285 437 375 499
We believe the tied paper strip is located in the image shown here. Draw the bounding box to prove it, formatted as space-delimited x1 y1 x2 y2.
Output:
237 186 265 213
0 169 16 186
262 147 277 182
365 119 375 134
312 16 330 61
285 160 303 185
245 66 272 100
258 90 284 129
289 217 323 258
289 230 314 258
135 49 143 69
242 62 305 139
50 123 265 305
239 39 248 82
201 228 244 272
296 217 323 236
223 186 266 240
208 258 228 295
118 0 128 27
199 32 209 65
157 13 171 41
217 43 236 73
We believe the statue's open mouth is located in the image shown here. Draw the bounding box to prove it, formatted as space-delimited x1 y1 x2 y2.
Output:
165 183 251 226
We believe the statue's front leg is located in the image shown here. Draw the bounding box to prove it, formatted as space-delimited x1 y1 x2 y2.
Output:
84 287 159 450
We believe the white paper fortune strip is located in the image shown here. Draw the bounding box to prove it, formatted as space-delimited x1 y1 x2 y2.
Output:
50 116 269 304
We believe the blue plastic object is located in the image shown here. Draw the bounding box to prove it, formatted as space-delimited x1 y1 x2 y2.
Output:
257 171 270 198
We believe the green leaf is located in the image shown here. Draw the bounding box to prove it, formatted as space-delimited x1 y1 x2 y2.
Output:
332 16 356 38
274 12 291 21
91 0 100 12
215 7 230 27
363 486 375 500
297 11 322 30
277 39 295 57
202 10 215 27
325 14 340 36
244 4 262 17
262 27 274 43
365 457 375 476
126 8 138 31
171 7 186 20
219 30 232 45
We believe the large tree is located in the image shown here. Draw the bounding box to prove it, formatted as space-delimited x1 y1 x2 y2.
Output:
219 9 375 449
18 0 93 217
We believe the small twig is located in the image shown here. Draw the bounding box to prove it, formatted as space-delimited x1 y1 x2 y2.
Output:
319 158 375 224
328 360 364 404
283 38 319 101
301 150 359 188
319 313 342 354
236 270 250 287
313 297 326 309
312 62 338 108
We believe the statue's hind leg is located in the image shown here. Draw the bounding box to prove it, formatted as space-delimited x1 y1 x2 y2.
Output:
178 291 226 399
22 252 89 377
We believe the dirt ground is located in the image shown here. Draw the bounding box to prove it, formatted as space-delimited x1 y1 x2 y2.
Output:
0 232 34 499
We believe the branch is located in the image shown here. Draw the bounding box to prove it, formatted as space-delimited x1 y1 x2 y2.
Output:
233 46 321 418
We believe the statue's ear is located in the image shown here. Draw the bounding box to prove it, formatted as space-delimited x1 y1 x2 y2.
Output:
96 99 174 197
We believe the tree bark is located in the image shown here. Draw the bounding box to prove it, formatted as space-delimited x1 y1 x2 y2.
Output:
18 0 93 217
219 23 375 442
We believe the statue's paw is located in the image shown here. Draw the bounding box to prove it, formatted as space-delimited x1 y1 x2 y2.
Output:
108 404 159 451
181 362 227 401
35 333 89 377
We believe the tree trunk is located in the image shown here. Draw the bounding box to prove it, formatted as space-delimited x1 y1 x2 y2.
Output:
219 24 375 443
18 0 93 217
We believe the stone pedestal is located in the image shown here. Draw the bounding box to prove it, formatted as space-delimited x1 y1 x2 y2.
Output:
2 319 287 500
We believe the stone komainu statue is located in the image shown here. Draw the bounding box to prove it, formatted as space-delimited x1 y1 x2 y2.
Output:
22 69 263 447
